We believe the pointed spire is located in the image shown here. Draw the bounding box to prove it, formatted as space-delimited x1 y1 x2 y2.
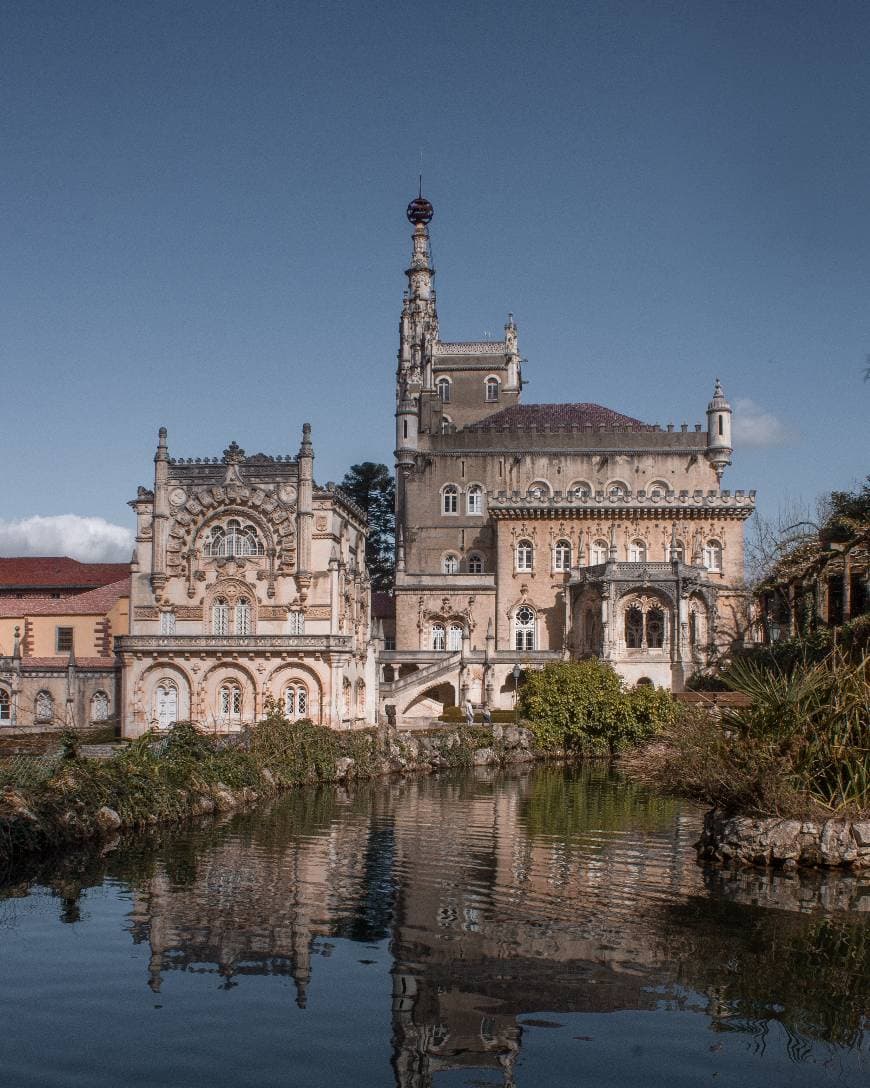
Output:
155 426 168 462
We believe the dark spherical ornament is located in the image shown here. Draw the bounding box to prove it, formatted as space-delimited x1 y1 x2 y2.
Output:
406 195 434 225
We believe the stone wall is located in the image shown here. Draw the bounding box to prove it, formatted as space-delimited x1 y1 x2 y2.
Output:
697 809 870 870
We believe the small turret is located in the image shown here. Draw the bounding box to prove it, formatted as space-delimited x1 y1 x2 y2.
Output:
706 378 732 482
151 427 169 588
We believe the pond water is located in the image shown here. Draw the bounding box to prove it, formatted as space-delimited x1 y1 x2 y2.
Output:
0 765 867 1087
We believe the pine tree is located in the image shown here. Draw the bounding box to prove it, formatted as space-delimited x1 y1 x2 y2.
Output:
339 463 395 591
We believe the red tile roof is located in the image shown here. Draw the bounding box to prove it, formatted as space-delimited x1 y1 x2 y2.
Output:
465 403 654 431
0 557 130 590
0 577 130 618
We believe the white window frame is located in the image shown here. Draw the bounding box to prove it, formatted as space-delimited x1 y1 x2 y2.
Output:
235 597 251 635
159 610 176 635
212 598 229 635
436 377 452 403
630 539 647 563
284 682 308 719
590 539 608 565
289 610 305 635
442 553 459 575
442 485 459 515
219 683 242 720
466 484 484 515
514 605 536 651
704 540 723 572
553 539 571 572
447 623 463 651
467 552 484 574
431 623 446 651
516 539 534 571
484 375 500 402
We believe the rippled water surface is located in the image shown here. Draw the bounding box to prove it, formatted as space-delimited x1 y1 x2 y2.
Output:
0 765 867 1087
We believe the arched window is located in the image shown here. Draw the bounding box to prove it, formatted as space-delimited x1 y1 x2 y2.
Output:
704 540 723 572
629 539 647 563
553 539 571 571
284 682 308 720
515 538 533 571
436 377 451 402
441 415 453 433
447 623 463 651
668 539 685 562
468 552 484 574
527 480 550 500
569 481 592 499
514 605 536 651
646 608 665 648
204 520 264 557
212 597 229 635
431 623 446 651
485 376 500 402
625 606 644 649
590 539 608 565
0 688 10 722
219 683 242 721
235 597 251 635
466 485 483 515
647 480 669 499
442 553 459 575
35 691 53 723
155 681 178 728
91 691 109 722
442 485 458 514
608 481 629 499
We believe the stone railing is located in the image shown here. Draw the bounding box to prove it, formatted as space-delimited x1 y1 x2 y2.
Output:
115 635 354 653
434 340 506 355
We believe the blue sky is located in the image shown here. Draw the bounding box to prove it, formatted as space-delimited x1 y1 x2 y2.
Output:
1 1 867 559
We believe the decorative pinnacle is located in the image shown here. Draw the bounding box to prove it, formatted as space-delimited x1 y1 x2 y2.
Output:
406 188 434 225
222 441 246 464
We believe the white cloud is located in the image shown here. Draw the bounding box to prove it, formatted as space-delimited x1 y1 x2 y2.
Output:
0 515 134 562
732 398 795 448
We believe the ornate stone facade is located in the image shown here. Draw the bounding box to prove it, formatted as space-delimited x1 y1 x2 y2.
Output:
383 194 755 720
118 424 377 736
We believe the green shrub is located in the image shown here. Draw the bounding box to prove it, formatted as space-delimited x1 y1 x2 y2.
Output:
520 660 673 755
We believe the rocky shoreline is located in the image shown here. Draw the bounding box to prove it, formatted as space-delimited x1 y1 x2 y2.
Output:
697 809 870 870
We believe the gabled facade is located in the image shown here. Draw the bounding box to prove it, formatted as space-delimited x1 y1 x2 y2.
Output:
383 194 755 721
117 424 377 736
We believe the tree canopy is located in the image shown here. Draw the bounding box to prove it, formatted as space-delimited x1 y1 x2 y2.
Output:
339 462 395 591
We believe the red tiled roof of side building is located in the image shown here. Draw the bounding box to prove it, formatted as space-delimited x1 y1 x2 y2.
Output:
19 657 118 670
0 577 131 618
0 557 130 589
464 402 654 431
372 592 395 618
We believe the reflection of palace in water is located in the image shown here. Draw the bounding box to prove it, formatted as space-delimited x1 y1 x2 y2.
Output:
127 770 717 1085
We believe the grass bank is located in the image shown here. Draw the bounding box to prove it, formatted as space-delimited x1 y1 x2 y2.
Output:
0 711 541 872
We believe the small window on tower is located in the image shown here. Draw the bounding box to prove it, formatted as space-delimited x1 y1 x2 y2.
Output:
437 377 451 402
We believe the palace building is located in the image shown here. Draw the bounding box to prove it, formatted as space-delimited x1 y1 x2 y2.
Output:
117 424 377 736
381 193 755 721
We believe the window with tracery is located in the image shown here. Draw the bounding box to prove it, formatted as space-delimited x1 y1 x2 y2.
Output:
516 539 533 571
442 485 458 514
0 688 10 721
289 611 305 634
514 605 536 651
284 682 308 719
91 691 109 721
468 552 484 574
159 610 176 634
447 623 463 651
466 485 483 515
203 519 265 557
436 377 451 402
629 539 647 563
646 608 665 648
431 623 446 651
704 540 723 572
219 683 242 720
485 377 500 402
35 691 53 723
235 597 251 635
625 607 644 649
442 553 459 575
212 597 229 635
553 539 571 571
